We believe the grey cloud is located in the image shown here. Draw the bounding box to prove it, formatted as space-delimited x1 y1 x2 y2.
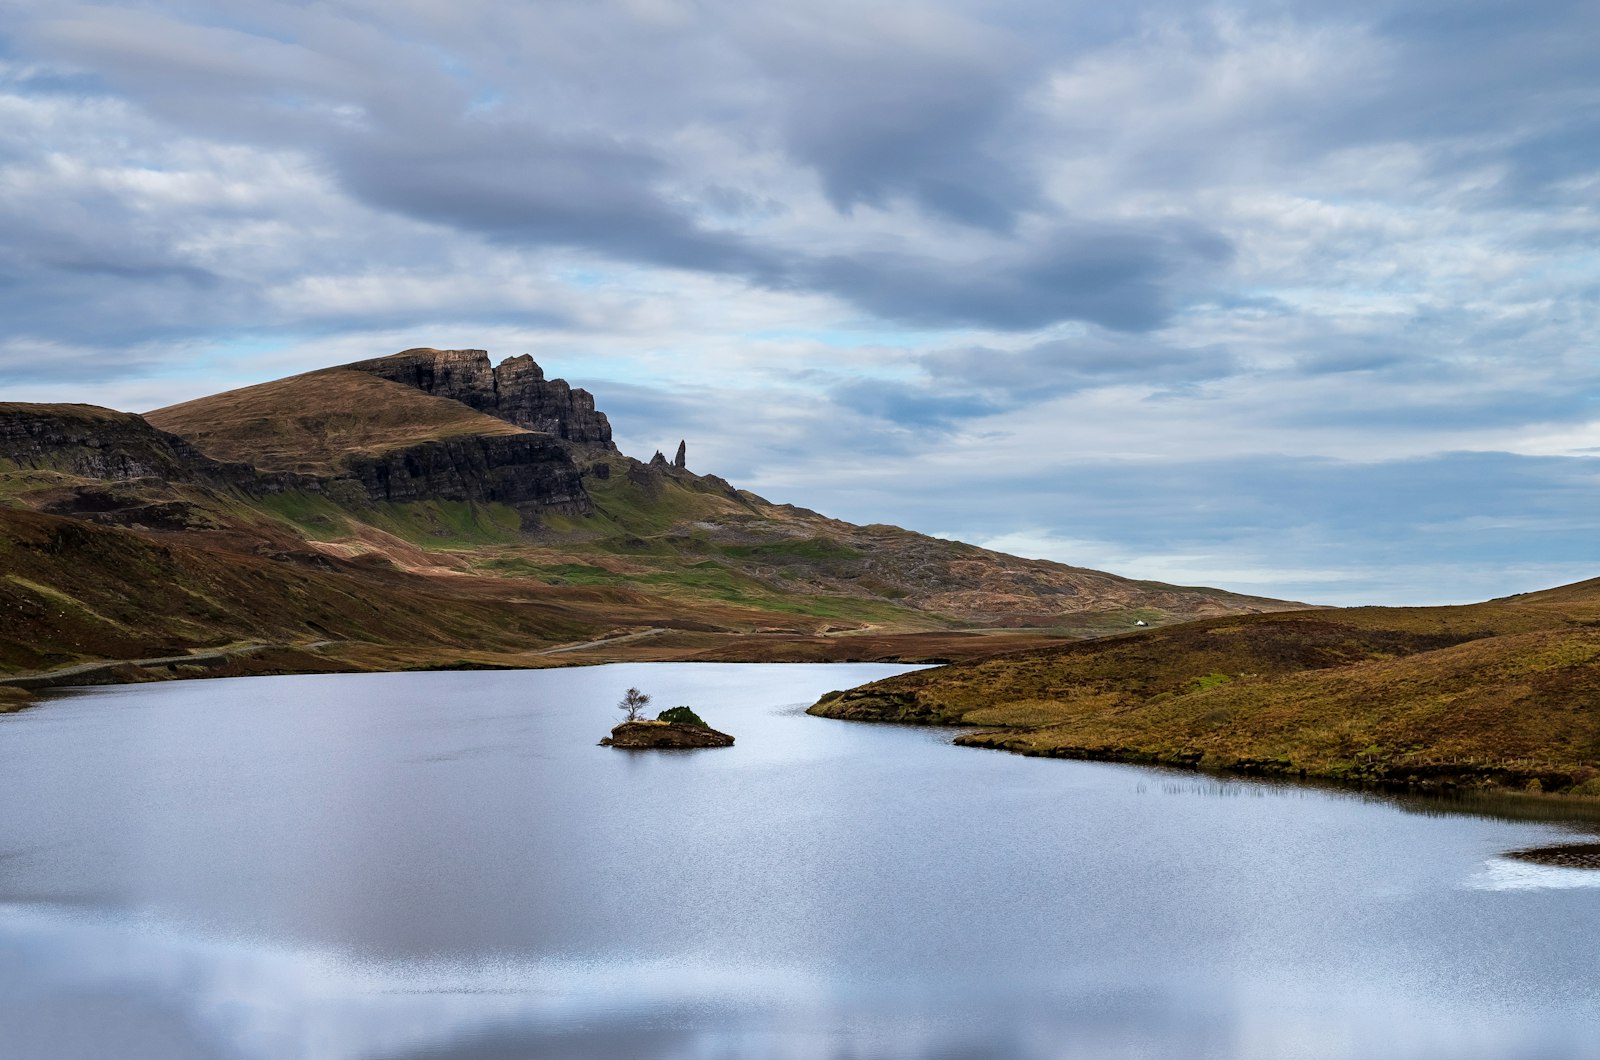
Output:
0 188 240 345
747 8 1041 231
329 124 784 280
821 333 1236 432
1309 0 1600 200
7 2 1245 344
925 337 1234 391
830 381 1006 429
1281 342 1408 377
807 221 1232 332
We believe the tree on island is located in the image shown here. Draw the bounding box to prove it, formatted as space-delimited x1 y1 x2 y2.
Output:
603 689 732 747
617 686 651 722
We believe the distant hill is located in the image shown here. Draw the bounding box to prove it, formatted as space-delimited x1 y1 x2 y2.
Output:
0 347 1305 684
811 589 1600 795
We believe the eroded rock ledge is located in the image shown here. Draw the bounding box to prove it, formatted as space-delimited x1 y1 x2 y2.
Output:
346 348 615 448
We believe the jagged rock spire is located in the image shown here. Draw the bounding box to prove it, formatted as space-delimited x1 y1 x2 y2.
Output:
673 440 686 469
649 449 668 468
343 348 615 449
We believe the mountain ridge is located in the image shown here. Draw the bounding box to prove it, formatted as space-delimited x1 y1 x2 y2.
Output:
0 348 1308 683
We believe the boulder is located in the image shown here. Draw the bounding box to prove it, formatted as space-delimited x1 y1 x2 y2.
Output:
601 720 734 749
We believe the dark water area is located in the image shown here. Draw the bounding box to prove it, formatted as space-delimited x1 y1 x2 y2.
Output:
1 663 1598 1059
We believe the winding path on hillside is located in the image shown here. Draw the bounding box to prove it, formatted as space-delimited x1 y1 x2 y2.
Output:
0 641 270 690
533 627 667 656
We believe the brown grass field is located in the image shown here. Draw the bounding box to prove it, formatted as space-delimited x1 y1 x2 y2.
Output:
146 369 528 474
811 587 1600 795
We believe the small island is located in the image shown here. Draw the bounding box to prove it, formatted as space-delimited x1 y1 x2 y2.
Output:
600 690 734 749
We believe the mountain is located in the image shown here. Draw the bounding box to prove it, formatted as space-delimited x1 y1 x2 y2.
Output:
810 585 1600 795
0 348 1304 685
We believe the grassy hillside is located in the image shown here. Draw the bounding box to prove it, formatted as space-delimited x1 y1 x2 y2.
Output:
535 451 1296 629
0 506 605 675
137 353 1303 632
0 402 136 423
146 369 528 474
0 506 1084 684
811 592 1600 795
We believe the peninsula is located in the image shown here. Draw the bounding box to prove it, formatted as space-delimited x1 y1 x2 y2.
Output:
811 582 1600 796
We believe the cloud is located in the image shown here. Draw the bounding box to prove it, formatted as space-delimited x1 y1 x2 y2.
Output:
821 332 1236 431
328 122 784 281
1 1 1244 342
745 5 1042 231
2 0 1600 602
806 219 1233 331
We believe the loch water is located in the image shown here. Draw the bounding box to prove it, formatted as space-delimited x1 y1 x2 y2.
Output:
1 663 1598 1060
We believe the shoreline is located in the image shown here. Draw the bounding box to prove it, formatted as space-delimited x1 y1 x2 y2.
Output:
951 728 1600 806
0 687 35 713
807 693 1600 807
0 627 1019 706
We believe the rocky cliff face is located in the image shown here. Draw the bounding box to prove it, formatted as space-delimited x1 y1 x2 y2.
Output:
342 433 590 520
0 404 222 483
0 403 590 525
0 403 322 530
344 348 614 448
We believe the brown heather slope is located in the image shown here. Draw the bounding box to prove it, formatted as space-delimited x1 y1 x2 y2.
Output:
810 592 1600 795
0 506 608 675
146 369 528 475
0 506 1078 684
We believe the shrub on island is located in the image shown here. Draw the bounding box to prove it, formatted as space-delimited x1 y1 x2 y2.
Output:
655 705 707 728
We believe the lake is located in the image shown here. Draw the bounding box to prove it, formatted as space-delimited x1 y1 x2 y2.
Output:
2 663 1598 1059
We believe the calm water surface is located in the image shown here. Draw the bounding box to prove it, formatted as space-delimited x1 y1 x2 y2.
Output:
1 663 1598 1059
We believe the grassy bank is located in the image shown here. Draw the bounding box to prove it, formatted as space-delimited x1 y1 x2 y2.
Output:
810 594 1600 797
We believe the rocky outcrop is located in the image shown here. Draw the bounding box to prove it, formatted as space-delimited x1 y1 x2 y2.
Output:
1507 844 1600 869
674 440 686 469
0 403 590 524
649 449 669 468
601 719 735 748
0 403 321 501
342 433 590 521
0 403 222 483
492 355 612 447
807 688 966 724
344 348 615 448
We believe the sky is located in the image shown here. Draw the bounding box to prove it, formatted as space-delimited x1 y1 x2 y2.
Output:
1 0 1597 606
